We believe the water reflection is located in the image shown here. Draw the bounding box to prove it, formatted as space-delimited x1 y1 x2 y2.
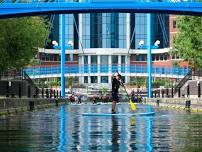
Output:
0 104 202 152
111 116 120 152
58 106 66 152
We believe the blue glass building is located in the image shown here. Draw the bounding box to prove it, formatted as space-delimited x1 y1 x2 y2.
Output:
48 13 170 84
54 13 169 49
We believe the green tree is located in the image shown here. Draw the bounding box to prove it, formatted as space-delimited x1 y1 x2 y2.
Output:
0 17 48 71
153 78 167 88
172 60 180 68
66 77 78 87
101 87 108 95
135 77 146 88
173 16 202 69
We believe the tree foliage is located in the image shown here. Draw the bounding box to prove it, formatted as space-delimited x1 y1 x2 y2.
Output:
173 16 202 69
0 17 48 71
135 77 146 88
152 78 170 88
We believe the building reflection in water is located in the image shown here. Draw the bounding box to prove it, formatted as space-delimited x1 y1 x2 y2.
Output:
57 104 154 151
58 106 66 152
1 104 202 151
111 116 120 152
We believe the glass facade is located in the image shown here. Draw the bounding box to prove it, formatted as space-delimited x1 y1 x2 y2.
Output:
90 13 102 48
82 14 90 48
58 13 169 50
134 13 147 49
102 13 119 48
153 14 169 48
119 13 127 48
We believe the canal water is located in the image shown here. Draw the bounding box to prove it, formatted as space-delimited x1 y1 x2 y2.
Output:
0 103 202 152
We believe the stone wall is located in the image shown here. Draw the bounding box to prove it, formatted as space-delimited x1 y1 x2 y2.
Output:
180 80 199 98
0 98 67 116
0 80 36 97
147 98 202 112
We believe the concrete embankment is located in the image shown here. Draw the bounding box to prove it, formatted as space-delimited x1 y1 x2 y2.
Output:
146 98 202 112
0 98 67 116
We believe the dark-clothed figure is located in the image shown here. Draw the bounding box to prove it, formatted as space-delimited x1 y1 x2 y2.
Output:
111 73 122 113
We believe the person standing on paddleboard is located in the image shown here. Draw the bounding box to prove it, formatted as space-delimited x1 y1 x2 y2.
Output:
111 72 123 114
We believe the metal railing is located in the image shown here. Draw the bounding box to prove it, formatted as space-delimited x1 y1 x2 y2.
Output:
23 71 39 89
0 70 22 80
23 64 189 78
174 69 192 94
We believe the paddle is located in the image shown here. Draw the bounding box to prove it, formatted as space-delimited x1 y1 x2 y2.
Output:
121 82 136 111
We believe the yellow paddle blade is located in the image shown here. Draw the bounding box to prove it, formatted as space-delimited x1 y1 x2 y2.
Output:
130 117 136 126
130 100 136 111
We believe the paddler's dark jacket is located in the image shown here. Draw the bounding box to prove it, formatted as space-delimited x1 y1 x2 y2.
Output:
112 77 121 94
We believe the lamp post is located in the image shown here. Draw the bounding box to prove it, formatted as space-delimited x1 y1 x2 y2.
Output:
138 40 160 49
138 39 160 98
52 39 73 98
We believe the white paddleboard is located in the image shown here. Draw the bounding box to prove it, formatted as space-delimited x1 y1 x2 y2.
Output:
82 112 155 116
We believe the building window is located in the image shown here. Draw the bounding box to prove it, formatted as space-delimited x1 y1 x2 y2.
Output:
100 55 108 65
152 55 155 61
164 54 168 60
84 55 88 64
136 55 146 61
130 13 136 49
90 13 102 48
100 55 109 73
112 55 118 72
160 54 164 60
84 76 88 83
112 55 118 64
111 13 119 48
91 76 97 83
53 54 59 61
73 54 79 61
121 56 125 64
173 20 176 29
130 54 136 61
156 55 159 61
41 53 46 61
82 14 90 48
91 55 97 64
65 54 70 61
70 54 73 61
101 76 108 83
121 76 125 83
45 54 50 61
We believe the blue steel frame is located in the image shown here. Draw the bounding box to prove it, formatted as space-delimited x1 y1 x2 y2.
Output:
147 13 152 98
60 14 66 98
0 2 202 18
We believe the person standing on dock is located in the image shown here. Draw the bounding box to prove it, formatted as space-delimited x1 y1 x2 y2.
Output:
111 72 122 114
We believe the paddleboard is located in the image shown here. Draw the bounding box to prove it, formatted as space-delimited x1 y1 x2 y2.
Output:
82 112 155 116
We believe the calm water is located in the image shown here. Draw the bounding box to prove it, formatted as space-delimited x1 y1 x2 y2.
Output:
0 103 202 152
